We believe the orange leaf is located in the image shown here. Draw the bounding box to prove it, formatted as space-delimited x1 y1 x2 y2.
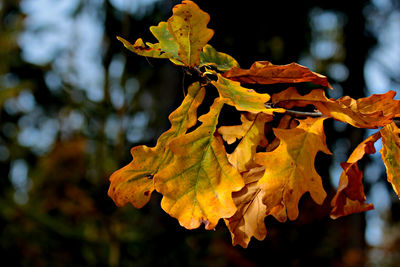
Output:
273 87 400 128
155 99 244 230
224 166 267 248
330 132 380 219
167 0 214 66
224 61 332 88
218 113 272 172
254 117 331 221
108 83 205 208
380 122 400 197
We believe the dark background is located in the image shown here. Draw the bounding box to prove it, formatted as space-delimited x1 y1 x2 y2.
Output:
1 0 400 266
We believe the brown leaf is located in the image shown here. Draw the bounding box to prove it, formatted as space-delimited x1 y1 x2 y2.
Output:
330 132 380 219
273 87 400 128
224 166 267 248
224 61 332 88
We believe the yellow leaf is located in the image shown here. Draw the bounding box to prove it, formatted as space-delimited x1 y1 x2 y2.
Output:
117 37 168 59
380 122 400 197
224 61 332 88
212 74 284 114
155 99 245 230
254 117 331 220
199 44 239 71
330 132 380 219
108 83 205 208
167 0 214 66
273 87 400 128
224 166 267 248
218 113 272 172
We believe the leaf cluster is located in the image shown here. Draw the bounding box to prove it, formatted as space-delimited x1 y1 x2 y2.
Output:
109 1 400 248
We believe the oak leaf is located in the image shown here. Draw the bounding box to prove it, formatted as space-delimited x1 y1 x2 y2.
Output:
330 132 380 219
155 99 245 230
212 74 284 114
224 61 332 88
116 37 169 59
199 44 239 71
167 0 214 66
272 87 400 128
224 166 267 248
380 122 400 197
218 113 272 172
149 21 183 65
108 83 205 208
254 117 331 221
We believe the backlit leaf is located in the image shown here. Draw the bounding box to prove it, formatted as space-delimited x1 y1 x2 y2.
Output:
199 44 239 71
380 122 400 197
224 166 267 248
149 21 183 65
254 117 331 221
108 83 205 208
330 132 380 219
218 113 272 172
167 0 214 66
273 87 400 128
224 61 332 88
212 74 284 114
155 99 245 230
117 37 168 59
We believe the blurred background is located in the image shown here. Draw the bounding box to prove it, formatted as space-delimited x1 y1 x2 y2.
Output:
1 0 400 266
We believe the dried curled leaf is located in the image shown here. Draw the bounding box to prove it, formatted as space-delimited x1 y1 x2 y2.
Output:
273 87 400 128
219 113 272 172
255 117 331 221
330 132 380 219
108 83 205 208
200 44 239 71
155 99 245 230
380 122 400 197
167 0 214 66
225 166 267 248
224 61 332 88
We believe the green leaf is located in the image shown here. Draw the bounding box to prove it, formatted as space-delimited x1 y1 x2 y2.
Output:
150 22 184 65
199 44 239 71
212 74 285 114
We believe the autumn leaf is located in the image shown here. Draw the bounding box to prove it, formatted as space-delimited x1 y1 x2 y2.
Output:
272 87 400 128
330 132 380 219
224 61 332 88
167 0 214 66
108 82 205 208
224 166 267 248
380 122 400 197
211 74 284 114
218 113 272 172
199 44 239 71
155 99 244 230
254 117 331 221
116 37 169 59
149 21 183 65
